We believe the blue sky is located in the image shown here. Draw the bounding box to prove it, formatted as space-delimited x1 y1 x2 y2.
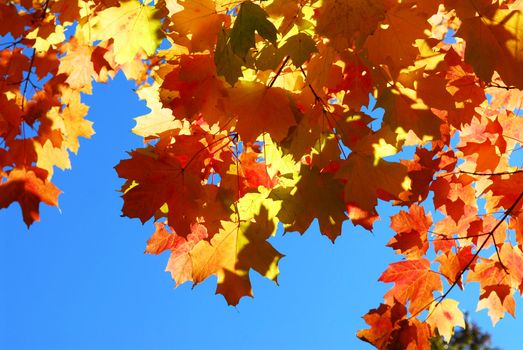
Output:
1 74 522 350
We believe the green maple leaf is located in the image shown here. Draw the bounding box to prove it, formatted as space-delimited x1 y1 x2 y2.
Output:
280 33 317 67
229 1 278 58
215 28 244 86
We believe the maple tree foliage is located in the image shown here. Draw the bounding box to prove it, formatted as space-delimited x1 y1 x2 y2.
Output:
1 0 523 348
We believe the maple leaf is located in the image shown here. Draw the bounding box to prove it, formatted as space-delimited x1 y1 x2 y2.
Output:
60 89 95 154
34 140 71 179
165 223 208 286
357 302 408 349
190 196 283 305
229 1 278 58
279 33 318 67
427 299 465 342
215 28 244 86
0 168 61 227
115 140 213 237
0 3 31 38
58 38 95 93
387 205 432 259
271 165 346 241
379 258 443 315
146 222 209 286
337 153 409 216
161 54 229 125
477 285 516 326
315 0 385 47
91 0 164 64
365 2 429 73
454 4 523 88
228 81 296 142
358 302 432 350
50 0 81 24
168 0 225 52
132 83 183 139
390 318 432 350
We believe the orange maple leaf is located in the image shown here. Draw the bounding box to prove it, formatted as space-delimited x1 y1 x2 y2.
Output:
0 168 61 227
380 259 442 315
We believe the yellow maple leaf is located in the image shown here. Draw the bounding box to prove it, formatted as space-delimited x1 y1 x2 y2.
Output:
58 38 95 93
190 193 283 305
35 140 71 179
132 83 184 139
91 0 163 64
168 0 225 52
427 299 465 342
60 89 95 153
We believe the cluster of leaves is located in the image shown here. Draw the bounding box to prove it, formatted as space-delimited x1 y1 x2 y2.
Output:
1 0 523 348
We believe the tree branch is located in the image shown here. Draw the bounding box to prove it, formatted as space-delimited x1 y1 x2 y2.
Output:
459 169 523 176
486 82 518 90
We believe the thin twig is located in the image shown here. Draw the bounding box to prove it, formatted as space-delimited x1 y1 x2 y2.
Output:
268 55 290 88
459 169 523 176
486 82 518 90
429 232 490 242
